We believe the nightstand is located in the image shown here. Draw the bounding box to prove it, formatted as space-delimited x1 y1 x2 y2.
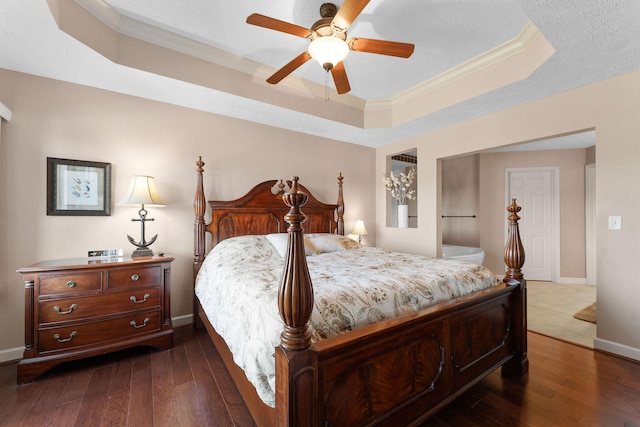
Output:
16 256 174 383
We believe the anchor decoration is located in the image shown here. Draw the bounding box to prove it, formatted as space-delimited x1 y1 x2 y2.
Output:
127 204 159 257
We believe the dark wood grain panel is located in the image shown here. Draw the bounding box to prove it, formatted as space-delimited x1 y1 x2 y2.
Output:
450 297 513 391
38 312 161 353
38 286 160 324
107 265 162 289
321 326 446 426
38 270 103 296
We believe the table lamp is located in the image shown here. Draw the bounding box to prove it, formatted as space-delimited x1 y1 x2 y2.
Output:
351 219 368 244
118 175 165 257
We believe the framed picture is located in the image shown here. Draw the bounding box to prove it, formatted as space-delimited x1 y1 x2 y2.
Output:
47 157 112 216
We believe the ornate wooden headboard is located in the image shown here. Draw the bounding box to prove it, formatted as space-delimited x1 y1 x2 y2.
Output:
193 157 344 278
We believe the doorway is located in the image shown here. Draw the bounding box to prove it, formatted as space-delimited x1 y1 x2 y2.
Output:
505 167 560 282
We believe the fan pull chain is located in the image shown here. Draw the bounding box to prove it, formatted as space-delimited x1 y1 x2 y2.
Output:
324 71 329 101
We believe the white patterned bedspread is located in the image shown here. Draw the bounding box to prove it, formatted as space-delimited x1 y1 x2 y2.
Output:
195 234 498 408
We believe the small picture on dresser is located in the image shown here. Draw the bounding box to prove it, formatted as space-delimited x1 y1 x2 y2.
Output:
47 157 111 216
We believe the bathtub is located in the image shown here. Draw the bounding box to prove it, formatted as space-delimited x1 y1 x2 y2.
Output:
442 244 485 265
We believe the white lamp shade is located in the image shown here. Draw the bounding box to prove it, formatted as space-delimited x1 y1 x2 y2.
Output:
118 175 165 207
352 219 368 236
308 36 349 68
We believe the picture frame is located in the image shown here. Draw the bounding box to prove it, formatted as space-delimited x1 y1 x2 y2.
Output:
47 157 112 216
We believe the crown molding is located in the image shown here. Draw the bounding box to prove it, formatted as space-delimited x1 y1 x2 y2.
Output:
71 1 550 130
76 0 258 75
74 0 121 28
366 21 544 113
74 0 366 109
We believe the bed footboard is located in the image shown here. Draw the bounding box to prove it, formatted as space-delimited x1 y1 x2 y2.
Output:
276 185 527 426
276 283 521 426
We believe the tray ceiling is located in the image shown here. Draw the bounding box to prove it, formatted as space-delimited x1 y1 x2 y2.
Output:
1 1 639 147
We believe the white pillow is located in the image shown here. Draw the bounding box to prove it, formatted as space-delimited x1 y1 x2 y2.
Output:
307 233 360 253
307 234 346 253
266 233 319 258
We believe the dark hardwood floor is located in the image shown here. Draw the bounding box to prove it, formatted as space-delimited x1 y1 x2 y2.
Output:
1 327 639 426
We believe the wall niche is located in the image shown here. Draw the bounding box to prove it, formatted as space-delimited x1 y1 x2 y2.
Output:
385 150 417 228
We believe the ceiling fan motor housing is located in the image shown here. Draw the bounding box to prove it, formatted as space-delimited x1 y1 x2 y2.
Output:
311 3 346 40
320 3 338 18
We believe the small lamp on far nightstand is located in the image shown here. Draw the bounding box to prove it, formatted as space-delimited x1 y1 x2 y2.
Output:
352 219 368 244
118 175 165 257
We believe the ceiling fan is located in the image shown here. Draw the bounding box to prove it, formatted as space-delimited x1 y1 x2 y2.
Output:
246 0 415 95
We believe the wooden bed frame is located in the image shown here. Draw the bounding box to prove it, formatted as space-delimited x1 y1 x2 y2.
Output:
193 157 528 426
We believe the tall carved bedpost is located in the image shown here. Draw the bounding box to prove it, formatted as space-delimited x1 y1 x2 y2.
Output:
336 173 344 235
504 199 525 285
276 177 318 427
502 199 529 376
193 157 206 329
278 176 314 349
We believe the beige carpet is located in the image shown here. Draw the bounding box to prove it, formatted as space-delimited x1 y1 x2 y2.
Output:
527 281 597 348
573 302 597 324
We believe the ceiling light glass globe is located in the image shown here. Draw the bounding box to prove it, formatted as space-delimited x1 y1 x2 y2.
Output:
308 36 349 70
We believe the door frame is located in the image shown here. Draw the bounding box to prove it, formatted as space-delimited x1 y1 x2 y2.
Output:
585 164 596 285
505 167 560 282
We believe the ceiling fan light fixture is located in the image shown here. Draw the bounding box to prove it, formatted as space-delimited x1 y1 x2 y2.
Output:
308 36 349 71
247 1 413 94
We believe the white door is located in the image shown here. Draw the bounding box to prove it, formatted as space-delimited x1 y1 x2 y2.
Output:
506 168 559 281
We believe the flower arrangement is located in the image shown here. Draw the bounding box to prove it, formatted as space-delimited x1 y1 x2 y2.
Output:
382 167 416 205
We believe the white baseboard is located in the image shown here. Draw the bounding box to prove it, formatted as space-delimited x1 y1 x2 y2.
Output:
0 314 196 364
0 346 24 364
594 337 640 362
556 277 589 285
172 313 194 328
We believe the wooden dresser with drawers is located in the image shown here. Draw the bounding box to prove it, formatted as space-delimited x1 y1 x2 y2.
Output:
16 256 174 383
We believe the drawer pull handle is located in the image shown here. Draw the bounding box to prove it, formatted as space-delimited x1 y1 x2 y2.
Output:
53 331 77 343
53 304 78 315
130 318 150 329
130 293 150 304
130 274 140 281
66 281 77 288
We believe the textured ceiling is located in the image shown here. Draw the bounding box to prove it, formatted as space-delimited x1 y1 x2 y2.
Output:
104 0 530 100
1 1 639 148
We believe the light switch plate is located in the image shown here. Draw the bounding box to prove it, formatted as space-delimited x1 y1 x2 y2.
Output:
608 216 622 230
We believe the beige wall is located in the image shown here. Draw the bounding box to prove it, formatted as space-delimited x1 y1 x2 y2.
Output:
377 69 640 360
2 66 639 361
586 145 596 164
0 69 375 360
478 149 587 280
442 149 588 281
441 155 480 247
